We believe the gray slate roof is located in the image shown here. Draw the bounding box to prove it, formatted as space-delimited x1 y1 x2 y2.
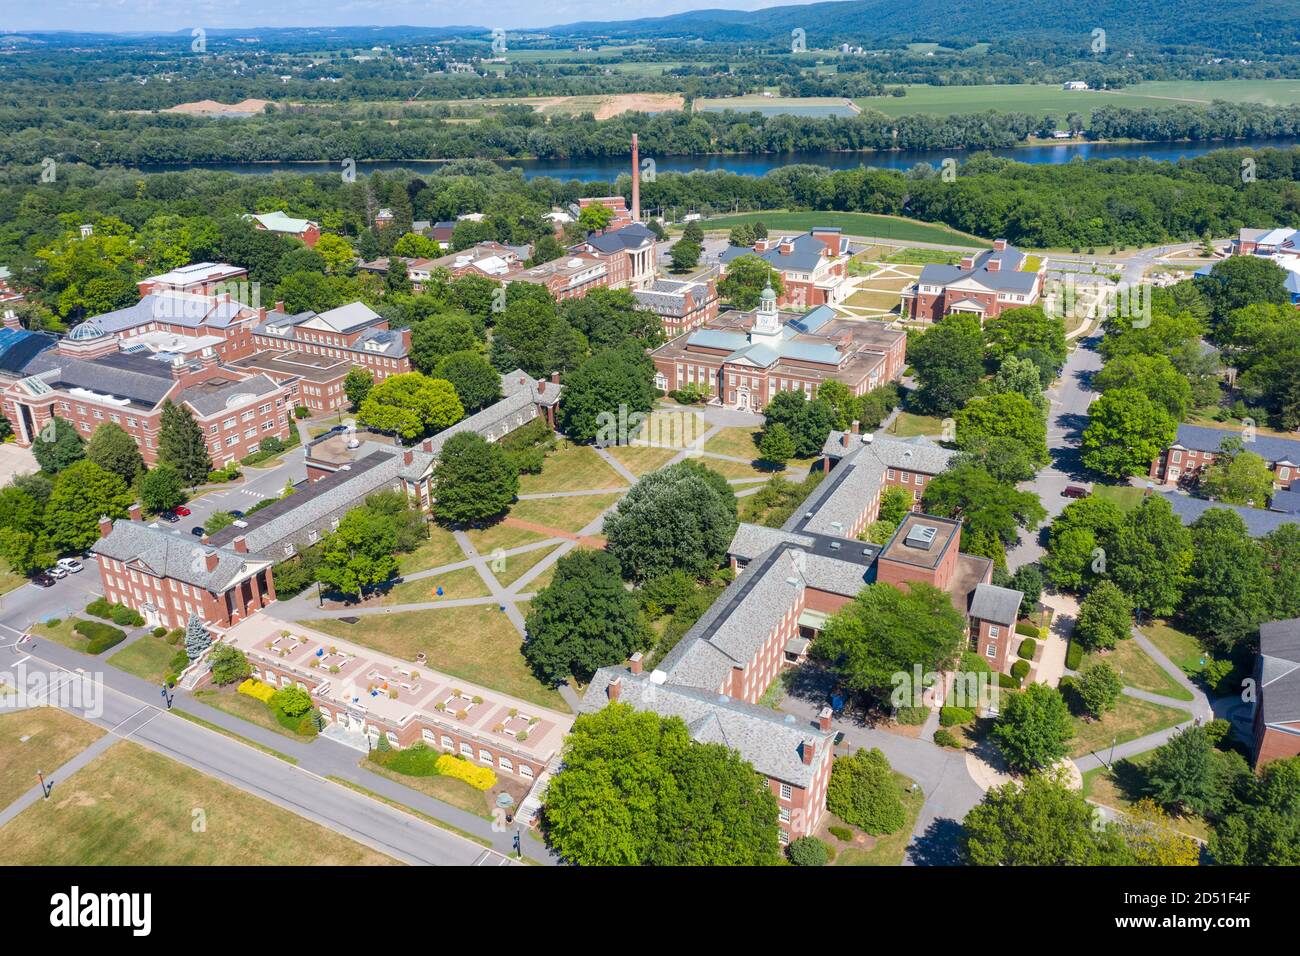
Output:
581 222 656 254
179 373 279 417
719 230 848 272
969 583 1024 626
1172 423 1300 465
580 669 832 787
23 349 177 409
917 245 1039 294
1270 488 1300 515
1258 618 1300 725
1159 491 1299 538
92 519 268 592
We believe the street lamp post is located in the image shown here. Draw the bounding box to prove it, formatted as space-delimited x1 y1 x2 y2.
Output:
1108 735 1117 769
35 770 51 799
160 684 174 709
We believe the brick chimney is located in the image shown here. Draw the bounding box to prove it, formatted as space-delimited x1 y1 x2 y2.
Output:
960 255 975 270
274 300 286 313
987 259 1001 272
629 651 643 675
403 449 414 466
550 371 559 385
128 503 142 522
233 536 248 554
850 420 860 435
537 379 546 394
607 676 622 701
993 238 1008 251
204 549 219 572
421 438 433 453
840 432 850 448
779 240 794 256
802 738 816 765
2 309 19 331
98 515 113 538
818 707 833 731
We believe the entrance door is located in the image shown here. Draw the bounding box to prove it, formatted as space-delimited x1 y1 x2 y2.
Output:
737 387 749 410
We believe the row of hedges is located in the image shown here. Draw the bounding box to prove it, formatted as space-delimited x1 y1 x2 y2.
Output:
74 619 127 654
1015 620 1040 638
240 431 299 467
1065 640 1084 670
369 742 442 776
85 598 145 628
205 463 242 484
939 705 975 727
1018 637 1037 660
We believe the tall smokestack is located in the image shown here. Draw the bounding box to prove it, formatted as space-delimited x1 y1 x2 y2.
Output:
631 133 640 223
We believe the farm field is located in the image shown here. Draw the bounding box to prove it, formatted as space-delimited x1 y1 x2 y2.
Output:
854 79 1300 120
695 95 860 118
698 211 989 246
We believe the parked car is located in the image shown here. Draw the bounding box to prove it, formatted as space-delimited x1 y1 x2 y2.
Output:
1062 485 1091 499
31 573 56 588
190 526 206 537
56 558 83 573
45 566 68 579
229 509 245 519
175 505 192 517
160 511 180 523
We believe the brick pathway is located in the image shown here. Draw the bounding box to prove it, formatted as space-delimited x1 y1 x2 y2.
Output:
499 516 606 549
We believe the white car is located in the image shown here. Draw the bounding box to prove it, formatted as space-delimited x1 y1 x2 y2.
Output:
45 566 68 579
56 558 83 573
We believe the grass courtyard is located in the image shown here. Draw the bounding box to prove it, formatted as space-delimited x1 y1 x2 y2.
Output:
510 492 622 535
0 741 397 865
1141 619 1213 677
107 634 189 685
1068 695 1189 759
516 441 626 495
1082 639 1194 702
0 708 105 809
604 443 678 476
304 604 569 711
382 565 490 605
396 525 465 575
886 411 945 438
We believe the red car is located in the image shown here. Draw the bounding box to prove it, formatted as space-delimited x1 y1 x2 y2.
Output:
174 505 192 517
1062 486 1091 499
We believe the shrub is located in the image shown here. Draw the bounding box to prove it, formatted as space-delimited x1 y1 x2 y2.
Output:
826 748 907 835
1010 659 1030 681
997 671 1021 688
271 685 312 718
1199 658 1233 693
209 643 250 685
371 742 441 776
73 619 127 654
152 626 168 638
85 597 112 619
786 836 830 867
1205 718 1233 748
1018 638 1037 660
1065 640 1083 670
939 705 975 727
237 677 276 704
108 604 145 627
895 706 929 726
933 729 961 749
293 405 310 419
1015 620 1039 638
827 824 853 842
435 754 497 790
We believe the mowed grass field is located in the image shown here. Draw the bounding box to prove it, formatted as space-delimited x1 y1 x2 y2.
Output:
855 79 1300 119
0 741 398 865
698 211 989 247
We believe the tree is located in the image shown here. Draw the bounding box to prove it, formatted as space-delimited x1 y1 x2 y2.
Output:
717 254 783 311
1183 507 1273 649
728 223 756 247
1009 563 1045 610
1146 726 1230 817
1263 524 1300 620
430 432 519 525
577 203 614 234
559 348 656 444
826 747 907 834
183 613 211 662
1042 496 1124 591
523 550 645 684
314 233 355 274
991 683 1073 773
44 460 133 553
542 703 780 866
878 485 915 528
922 462 1046 567
1081 388 1177 479
1210 756 1300 865
670 239 701 273
908 315 984 415
603 461 737 582
343 367 374 410
317 507 400 601
983 305 1068 382
1197 255 1288 330
1109 494 1192 617
157 400 212 485
358 372 463 441
991 354 1048 414
85 422 144 485
0 527 55 577
1093 353 1191 420
762 391 835 459
758 422 796 466
433 350 502 413
208 642 250 685
1074 580 1133 651
681 220 704 245
954 392 1048 468
205 511 237 534
786 836 830 866
1075 660 1123 718
815 582 966 701
30 416 85 474
561 288 662 351
139 464 185 515
1116 799 1200 867
964 772 1123 866
1201 445 1276 507
409 312 482 374
527 234 565 266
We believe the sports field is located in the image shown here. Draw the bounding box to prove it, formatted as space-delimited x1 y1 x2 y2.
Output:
697 211 989 247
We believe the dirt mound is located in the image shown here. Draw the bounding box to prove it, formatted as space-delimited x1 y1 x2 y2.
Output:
164 99 274 116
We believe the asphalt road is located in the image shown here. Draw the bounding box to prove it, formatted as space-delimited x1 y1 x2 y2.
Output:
181 453 307 533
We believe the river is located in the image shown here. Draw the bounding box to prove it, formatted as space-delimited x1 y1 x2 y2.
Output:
139 137 1300 181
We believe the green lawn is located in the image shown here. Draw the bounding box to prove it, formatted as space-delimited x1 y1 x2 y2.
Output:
107 635 189 685
886 247 964 266
382 565 490 605
702 425 762 460
190 686 314 740
362 758 516 821
604 443 678 477
1092 485 1146 512
395 526 465 575
1082 639 1193 702
304 604 569 711
1141 619 1213 677
699 211 988 247
0 566 28 596
510 493 622 535
492 544 561 588
1081 749 1211 842
1069 695 1189 759
31 617 98 653
826 770 924 866
0 741 396 865
516 442 627 495
0 708 104 809
886 412 944 438
465 520 549 554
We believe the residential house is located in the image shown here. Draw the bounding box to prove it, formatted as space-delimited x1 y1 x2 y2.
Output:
1149 424 1300 491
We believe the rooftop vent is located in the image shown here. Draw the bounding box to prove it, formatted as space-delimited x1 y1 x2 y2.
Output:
830 541 841 550
904 525 938 550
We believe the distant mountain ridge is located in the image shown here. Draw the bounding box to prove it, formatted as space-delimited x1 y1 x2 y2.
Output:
549 0 1299 52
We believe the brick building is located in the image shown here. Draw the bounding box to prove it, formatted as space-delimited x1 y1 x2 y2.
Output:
245 211 322 247
137 262 249 298
0 266 25 306
92 513 275 631
719 228 852 308
649 286 906 409
633 274 720 337
900 240 1045 324
1149 423 1300 491
1253 618 1300 767
570 221 658 291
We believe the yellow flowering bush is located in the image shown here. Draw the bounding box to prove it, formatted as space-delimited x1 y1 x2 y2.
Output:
435 754 497 790
237 678 276 704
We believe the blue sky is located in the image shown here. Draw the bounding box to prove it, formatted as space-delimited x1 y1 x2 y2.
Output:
5 0 822 32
